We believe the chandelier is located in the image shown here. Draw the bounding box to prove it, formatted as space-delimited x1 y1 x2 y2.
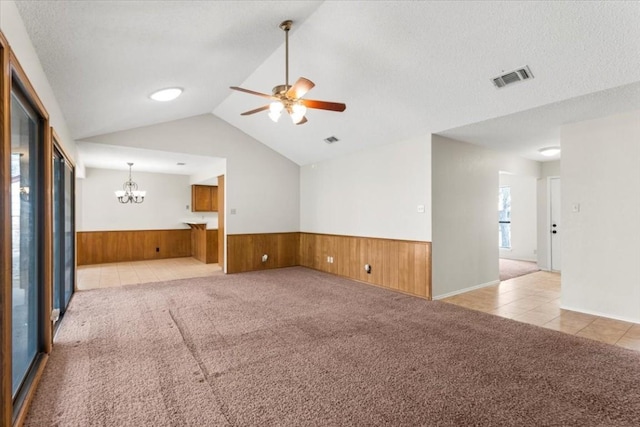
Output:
115 162 145 204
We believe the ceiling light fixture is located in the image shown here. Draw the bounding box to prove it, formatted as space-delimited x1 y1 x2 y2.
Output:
149 87 183 102
538 146 561 157
229 20 346 125
115 163 146 204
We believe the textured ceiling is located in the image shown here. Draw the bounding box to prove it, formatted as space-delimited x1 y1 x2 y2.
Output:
440 81 640 161
15 1 640 167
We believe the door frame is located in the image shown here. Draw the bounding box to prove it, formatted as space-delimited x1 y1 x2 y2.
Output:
547 176 561 272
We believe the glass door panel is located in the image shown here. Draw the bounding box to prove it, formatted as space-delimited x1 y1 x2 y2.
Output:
52 148 75 317
53 152 62 313
63 161 74 306
10 90 40 397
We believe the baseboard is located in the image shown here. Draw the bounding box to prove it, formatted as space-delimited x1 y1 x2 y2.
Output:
433 279 500 300
560 304 640 325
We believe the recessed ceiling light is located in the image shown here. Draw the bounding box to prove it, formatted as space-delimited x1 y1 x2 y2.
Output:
150 87 183 102
538 146 561 157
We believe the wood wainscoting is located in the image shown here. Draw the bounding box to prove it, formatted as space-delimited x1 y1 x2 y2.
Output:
77 229 191 265
191 226 218 264
227 232 300 273
226 232 431 299
299 233 431 299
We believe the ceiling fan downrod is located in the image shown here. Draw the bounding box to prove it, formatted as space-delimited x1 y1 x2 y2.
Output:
280 20 292 92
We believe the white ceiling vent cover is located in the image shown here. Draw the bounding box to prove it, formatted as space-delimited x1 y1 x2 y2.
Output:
492 66 533 88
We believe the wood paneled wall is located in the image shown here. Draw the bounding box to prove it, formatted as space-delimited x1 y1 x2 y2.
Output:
217 175 225 268
226 232 431 299
206 230 218 264
227 232 300 273
191 226 218 264
77 229 191 265
299 233 431 299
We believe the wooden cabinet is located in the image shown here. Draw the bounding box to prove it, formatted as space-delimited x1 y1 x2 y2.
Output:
191 185 218 212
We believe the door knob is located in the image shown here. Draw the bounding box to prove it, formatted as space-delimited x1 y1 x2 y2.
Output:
552 224 557 227
552 230 557 234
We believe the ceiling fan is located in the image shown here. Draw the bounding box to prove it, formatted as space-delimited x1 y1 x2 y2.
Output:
230 20 346 125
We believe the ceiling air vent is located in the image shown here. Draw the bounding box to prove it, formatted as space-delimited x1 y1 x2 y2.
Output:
324 136 339 144
492 66 533 89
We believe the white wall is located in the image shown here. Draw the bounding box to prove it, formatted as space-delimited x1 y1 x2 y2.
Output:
561 110 640 322
77 168 216 231
0 0 76 160
541 160 560 177
83 114 300 235
499 173 537 262
432 135 540 298
300 135 431 241
536 160 560 270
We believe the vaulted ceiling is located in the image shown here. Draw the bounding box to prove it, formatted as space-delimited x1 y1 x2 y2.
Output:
15 1 640 167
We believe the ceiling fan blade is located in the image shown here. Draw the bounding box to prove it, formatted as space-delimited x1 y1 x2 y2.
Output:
296 116 308 125
241 105 270 116
301 99 347 112
286 77 315 99
230 86 274 99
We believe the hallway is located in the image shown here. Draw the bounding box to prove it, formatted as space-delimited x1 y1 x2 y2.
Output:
443 271 640 351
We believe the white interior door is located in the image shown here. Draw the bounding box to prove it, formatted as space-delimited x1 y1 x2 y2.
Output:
550 177 561 271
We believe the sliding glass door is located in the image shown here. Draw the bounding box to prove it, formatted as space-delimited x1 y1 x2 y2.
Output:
10 87 43 399
53 147 74 319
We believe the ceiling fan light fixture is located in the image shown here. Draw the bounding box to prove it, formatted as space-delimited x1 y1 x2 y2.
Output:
268 101 283 122
149 87 183 102
290 103 307 124
229 19 346 125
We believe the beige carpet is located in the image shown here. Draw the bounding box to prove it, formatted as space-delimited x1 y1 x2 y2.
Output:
26 267 640 426
500 258 540 281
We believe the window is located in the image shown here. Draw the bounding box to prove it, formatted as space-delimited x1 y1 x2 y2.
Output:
499 186 511 249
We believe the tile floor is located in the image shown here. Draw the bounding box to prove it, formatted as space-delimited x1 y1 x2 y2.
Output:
77 257 223 290
443 270 640 352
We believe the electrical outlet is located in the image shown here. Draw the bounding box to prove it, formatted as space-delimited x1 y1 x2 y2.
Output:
262 254 268 263
327 256 331 263
330 256 334 263
364 264 371 274
156 247 160 252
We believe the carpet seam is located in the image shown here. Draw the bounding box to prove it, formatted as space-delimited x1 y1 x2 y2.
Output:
168 308 235 427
